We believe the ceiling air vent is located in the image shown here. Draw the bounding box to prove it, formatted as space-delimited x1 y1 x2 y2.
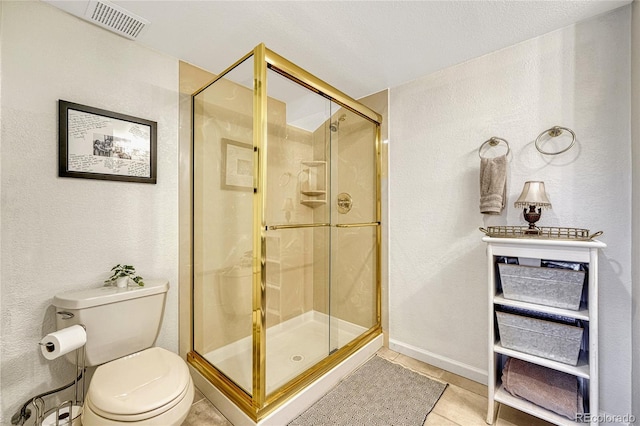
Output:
84 0 149 40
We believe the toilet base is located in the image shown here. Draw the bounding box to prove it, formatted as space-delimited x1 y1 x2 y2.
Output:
81 377 194 426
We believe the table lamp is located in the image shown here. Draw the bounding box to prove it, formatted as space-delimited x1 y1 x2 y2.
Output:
514 181 552 232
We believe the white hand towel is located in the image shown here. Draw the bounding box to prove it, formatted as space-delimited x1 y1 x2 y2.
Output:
480 154 507 214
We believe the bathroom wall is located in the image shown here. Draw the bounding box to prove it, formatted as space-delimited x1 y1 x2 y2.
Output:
389 5 632 418
631 2 640 420
0 2 179 423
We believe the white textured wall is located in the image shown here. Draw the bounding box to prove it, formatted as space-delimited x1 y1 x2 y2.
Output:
389 6 632 417
632 2 640 421
0 2 178 423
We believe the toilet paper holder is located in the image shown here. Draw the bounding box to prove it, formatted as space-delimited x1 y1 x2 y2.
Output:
11 326 86 426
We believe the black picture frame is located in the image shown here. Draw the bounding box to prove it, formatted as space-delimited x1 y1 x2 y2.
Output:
58 100 157 184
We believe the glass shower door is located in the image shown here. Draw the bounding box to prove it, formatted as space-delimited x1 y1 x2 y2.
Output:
264 67 333 396
261 75 379 395
192 56 255 395
329 105 379 353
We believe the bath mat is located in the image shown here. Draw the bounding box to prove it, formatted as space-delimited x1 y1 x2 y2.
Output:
288 355 447 426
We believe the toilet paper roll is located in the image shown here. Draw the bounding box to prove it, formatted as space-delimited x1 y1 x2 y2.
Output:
40 325 86 361
42 405 82 426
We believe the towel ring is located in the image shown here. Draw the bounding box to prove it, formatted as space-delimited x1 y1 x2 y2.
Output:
535 126 576 155
479 137 510 159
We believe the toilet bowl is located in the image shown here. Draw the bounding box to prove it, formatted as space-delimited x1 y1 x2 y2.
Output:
53 280 194 426
81 348 193 425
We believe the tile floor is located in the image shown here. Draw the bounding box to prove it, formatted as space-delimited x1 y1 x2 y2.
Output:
182 347 553 426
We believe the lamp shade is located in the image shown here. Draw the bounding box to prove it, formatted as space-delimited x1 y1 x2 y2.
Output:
514 181 552 209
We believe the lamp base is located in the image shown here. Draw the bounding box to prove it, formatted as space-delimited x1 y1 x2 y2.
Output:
523 206 542 233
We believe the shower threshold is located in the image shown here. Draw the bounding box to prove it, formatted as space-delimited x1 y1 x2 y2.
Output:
203 310 366 395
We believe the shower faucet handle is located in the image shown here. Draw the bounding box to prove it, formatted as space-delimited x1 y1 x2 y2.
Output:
337 193 353 214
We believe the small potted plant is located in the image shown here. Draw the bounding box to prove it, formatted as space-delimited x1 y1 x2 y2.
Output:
105 264 144 288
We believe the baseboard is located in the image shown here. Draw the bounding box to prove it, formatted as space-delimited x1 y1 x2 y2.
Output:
388 338 488 385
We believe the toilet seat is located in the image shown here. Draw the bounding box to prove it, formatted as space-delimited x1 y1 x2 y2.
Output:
86 347 191 422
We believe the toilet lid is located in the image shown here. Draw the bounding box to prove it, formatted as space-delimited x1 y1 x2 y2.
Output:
87 347 190 420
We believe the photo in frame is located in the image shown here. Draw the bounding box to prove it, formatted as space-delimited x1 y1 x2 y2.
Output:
221 139 253 191
58 100 157 183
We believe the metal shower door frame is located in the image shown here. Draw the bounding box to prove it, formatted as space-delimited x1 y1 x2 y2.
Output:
188 43 382 422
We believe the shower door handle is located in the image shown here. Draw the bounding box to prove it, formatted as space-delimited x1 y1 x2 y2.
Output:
253 146 259 193
267 223 330 231
335 222 380 228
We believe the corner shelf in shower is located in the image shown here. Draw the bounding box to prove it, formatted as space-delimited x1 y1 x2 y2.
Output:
299 160 327 208
300 200 326 207
301 190 326 197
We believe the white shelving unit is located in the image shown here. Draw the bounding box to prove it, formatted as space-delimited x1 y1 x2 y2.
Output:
299 160 327 207
483 237 606 425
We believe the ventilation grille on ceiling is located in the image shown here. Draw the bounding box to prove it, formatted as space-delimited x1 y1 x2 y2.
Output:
84 0 149 40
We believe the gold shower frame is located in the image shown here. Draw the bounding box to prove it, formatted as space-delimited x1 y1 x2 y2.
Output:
188 43 382 422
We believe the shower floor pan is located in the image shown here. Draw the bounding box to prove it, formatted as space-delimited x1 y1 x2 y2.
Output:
203 310 366 394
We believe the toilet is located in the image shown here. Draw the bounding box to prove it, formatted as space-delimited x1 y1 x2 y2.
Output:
53 279 194 425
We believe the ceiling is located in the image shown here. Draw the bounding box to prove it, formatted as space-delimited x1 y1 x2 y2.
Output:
46 0 631 100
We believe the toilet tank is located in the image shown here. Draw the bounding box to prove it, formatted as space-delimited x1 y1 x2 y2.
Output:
53 279 169 366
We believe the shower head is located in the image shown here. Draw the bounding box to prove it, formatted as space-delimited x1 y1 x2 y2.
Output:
330 114 347 132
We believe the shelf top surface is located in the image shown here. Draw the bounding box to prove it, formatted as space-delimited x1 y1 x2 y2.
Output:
494 385 581 425
493 294 589 320
482 236 606 249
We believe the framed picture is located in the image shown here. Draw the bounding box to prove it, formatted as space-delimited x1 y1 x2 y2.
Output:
221 139 253 191
58 100 157 183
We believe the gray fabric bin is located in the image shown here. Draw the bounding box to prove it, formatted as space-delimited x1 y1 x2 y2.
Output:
498 263 585 310
496 310 583 365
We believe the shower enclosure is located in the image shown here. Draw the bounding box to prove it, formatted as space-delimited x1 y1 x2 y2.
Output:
189 44 381 421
